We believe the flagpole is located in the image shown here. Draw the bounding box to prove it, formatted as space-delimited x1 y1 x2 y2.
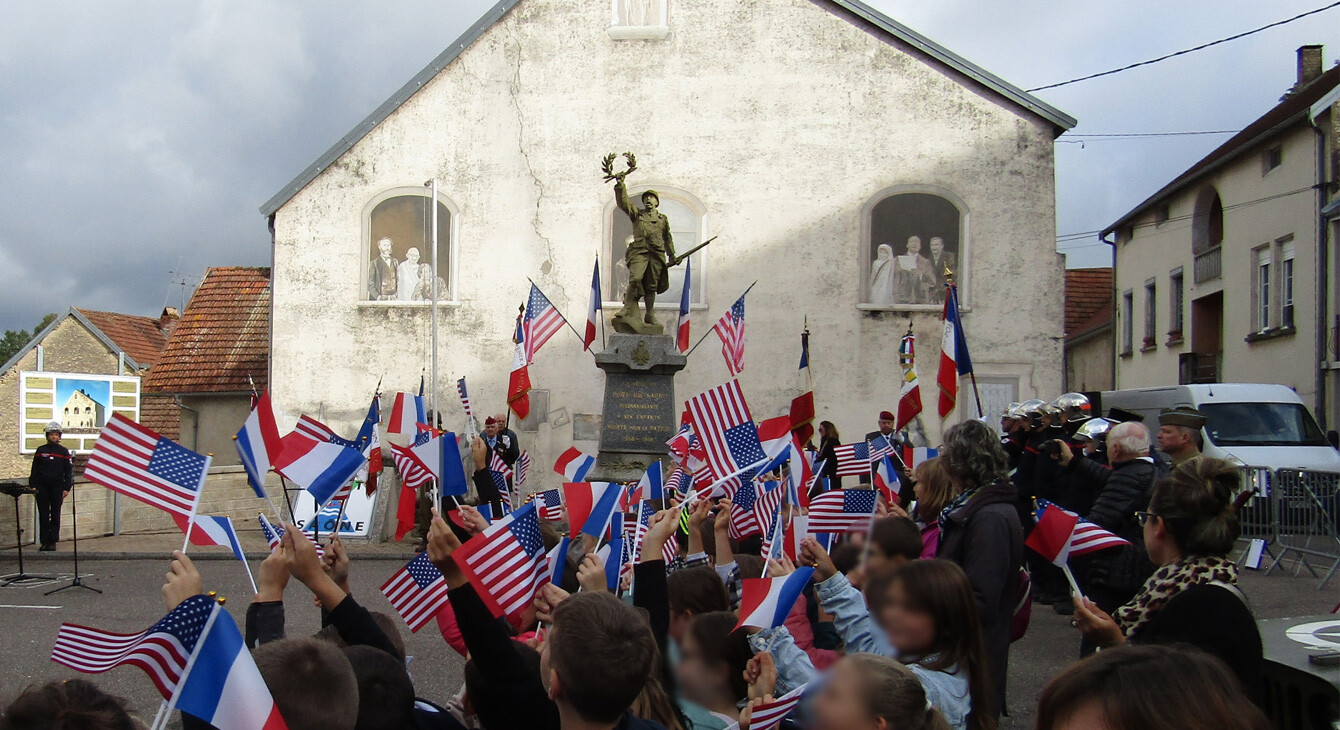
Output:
179 454 212 554
429 178 440 441
278 474 296 522
526 276 588 346
685 280 758 357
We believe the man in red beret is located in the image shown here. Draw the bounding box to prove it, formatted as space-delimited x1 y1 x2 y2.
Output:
865 410 903 456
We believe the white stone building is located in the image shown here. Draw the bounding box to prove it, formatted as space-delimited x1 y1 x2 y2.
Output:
261 0 1074 493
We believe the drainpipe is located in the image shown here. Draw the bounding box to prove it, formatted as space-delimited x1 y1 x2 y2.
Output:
1311 120 1331 429
1101 232 1118 390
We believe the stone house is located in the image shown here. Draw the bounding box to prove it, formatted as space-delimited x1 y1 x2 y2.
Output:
261 0 1075 498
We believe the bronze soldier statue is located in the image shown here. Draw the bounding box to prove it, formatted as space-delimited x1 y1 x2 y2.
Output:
603 152 679 333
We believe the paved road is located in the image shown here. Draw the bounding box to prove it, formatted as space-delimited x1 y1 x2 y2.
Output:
1 552 1334 728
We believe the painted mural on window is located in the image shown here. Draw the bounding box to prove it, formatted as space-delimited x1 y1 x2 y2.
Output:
366 195 451 302
865 193 962 307
615 0 665 26
18 371 140 453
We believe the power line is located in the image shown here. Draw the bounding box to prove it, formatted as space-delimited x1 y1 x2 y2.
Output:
1066 131 1238 139
1054 185 1318 245
1027 1 1340 92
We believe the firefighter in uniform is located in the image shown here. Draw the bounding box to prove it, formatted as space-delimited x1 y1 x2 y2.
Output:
30 421 73 551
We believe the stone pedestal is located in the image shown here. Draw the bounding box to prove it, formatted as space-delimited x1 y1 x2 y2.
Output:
591 333 686 483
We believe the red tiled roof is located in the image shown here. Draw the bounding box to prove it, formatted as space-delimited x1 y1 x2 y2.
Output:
139 395 182 441
75 308 174 368
142 267 270 394
1065 268 1113 338
1105 64 1340 235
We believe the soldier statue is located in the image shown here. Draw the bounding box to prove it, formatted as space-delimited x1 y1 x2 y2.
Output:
603 152 680 334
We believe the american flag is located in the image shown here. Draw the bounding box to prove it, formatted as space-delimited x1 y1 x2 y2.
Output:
390 431 434 489
50 594 216 699
632 500 678 564
535 488 564 522
257 513 323 558
832 442 873 478
807 490 878 533
1036 499 1131 557
663 466 688 500
728 481 763 539
456 377 475 421
516 450 531 486
753 481 786 536
489 470 513 511
742 684 809 730
381 553 450 632
523 283 567 363
489 453 512 479
294 414 336 443
453 502 549 618
83 414 210 522
712 294 747 377
686 381 767 482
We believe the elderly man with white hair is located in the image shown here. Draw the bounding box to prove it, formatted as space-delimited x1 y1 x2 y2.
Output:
1055 420 1164 655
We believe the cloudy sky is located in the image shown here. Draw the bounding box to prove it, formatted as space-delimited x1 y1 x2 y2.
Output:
2 0 1337 332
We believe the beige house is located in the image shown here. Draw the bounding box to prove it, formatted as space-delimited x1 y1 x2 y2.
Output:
1063 268 1114 393
261 0 1075 494
1103 46 1340 430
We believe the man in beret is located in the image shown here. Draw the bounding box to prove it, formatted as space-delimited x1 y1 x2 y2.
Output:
1156 407 1206 465
865 410 904 456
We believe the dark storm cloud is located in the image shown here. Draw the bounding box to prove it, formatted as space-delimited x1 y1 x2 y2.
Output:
1 0 1336 331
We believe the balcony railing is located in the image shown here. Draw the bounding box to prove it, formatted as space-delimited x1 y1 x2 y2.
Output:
1193 247 1222 284
1179 352 1221 384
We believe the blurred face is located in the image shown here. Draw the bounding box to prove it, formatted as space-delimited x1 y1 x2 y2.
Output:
930 238 944 257
46 431 61 443
1050 699 1111 730
878 418 894 434
406 248 420 264
864 551 906 577
876 581 936 656
906 237 922 255
378 239 392 255
485 422 501 438
674 631 729 706
810 661 884 730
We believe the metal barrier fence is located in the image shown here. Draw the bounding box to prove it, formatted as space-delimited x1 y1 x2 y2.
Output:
1238 466 1340 590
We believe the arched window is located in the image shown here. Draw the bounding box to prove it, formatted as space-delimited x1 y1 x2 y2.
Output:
605 186 706 309
362 188 457 303
862 187 968 309
1192 187 1223 254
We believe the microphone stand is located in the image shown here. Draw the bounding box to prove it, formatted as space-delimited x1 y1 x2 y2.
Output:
47 484 100 595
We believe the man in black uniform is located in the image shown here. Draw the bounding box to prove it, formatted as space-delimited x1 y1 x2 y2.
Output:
30 421 73 551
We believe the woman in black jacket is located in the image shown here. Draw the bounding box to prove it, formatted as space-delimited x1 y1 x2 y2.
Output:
935 420 1022 721
1073 458 1264 707
815 421 842 493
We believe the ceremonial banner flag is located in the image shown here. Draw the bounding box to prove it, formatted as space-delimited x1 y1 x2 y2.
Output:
454 503 550 619
937 283 973 418
273 432 365 507
523 284 566 363
832 442 872 478
896 331 923 430
562 481 622 538
638 461 664 502
516 450 531 486
235 392 282 499
712 294 747 376
686 380 767 482
584 258 601 351
757 416 792 459
743 684 809 730
353 395 382 495
807 490 877 533
508 312 532 420
388 392 427 435
553 447 596 482
735 568 815 630
535 488 564 521
677 257 693 353
52 595 287 730
84 413 210 527
381 553 450 632
789 328 815 446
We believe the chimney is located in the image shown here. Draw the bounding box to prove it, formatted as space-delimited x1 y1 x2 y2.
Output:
159 306 180 337
1297 45 1324 87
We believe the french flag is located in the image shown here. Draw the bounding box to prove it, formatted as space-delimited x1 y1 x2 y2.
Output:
676 257 692 353
409 432 470 496
553 447 596 482
937 283 973 418
637 461 664 502
235 392 283 500
176 602 288 730
387 392 426 435
735 567 814 631
872 454 899 506
594 539 623 591
757 415 792 459
901 446 939 468
546 536 571 585
273 432 366 507
184 515 246 561
584 257 601 351
562 481 622 539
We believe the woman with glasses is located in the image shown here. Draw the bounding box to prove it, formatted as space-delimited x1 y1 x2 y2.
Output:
1072 457 1263 707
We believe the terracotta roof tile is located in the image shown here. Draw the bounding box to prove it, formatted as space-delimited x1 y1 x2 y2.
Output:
74 308 174 368
1065 268 1113 337
142 267 270 394
139 395 182 441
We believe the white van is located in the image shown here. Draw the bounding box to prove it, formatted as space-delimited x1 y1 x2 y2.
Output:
1099 384 1340 472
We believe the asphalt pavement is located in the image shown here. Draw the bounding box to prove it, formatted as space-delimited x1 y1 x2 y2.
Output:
0 547 1334 729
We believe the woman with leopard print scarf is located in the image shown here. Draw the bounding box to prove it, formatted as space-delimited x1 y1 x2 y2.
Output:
1071 458 1264 710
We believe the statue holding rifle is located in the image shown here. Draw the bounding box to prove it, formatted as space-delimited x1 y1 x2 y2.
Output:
603 152 713 335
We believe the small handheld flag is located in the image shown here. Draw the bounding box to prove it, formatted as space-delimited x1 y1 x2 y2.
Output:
712 293 747 376
562 482 623 539
381 553 450 633
388 392 427 435
235 392 282 500
523 283 567 363
553 447 596 482
735 568 814 630
806 490 877 533
453 502 550 619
